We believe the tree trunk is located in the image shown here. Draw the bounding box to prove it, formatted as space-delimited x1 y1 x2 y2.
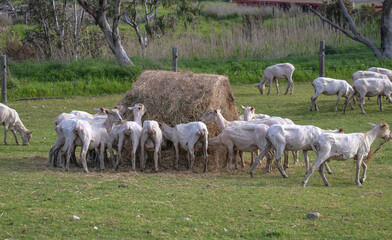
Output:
381 0 392 57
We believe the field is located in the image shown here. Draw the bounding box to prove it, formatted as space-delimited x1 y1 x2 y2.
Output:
1 83 392 239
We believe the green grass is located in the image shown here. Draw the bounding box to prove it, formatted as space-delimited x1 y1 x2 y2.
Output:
1 84 392 239
5 45 392 101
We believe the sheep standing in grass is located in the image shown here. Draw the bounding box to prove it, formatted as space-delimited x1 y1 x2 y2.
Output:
366 67 392 80
343 77 392 114
302 123 391 187
161 122 208 172
255 63 295 95
310 77 355 112
140 120 163 172
0 103 32 145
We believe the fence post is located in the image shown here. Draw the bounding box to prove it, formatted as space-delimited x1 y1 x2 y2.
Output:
272 7 275 18
172 47 177 72
319 40 325 77
1 55 6 103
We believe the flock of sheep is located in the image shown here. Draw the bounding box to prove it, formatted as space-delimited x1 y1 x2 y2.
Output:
1 63 391 187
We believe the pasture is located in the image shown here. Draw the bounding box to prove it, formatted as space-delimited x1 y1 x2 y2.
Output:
1 83 392 239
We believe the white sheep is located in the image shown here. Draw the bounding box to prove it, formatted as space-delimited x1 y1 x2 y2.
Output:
209 123 273 171
239 106 270 121
108 103 146 171
140 120 163 172
0 103 32 145
302 123 391 187
54 108 107 126
352 70 389 82
366 67 392 80
310 77 355 112
60 108 122 172
161 122 208 172
343 77 392 114
249 124 343 178
254 63 295 95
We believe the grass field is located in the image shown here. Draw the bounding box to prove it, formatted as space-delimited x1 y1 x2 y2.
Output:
1 83 392 239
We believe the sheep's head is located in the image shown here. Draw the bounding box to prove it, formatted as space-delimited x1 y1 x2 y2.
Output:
128 103 146 118
106 109 122 125
21 130 32 146
370 123 391 141
242 106 255 121
200 109 218 123
254 83 265 95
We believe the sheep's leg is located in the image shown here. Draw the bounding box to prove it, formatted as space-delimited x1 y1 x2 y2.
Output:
140 135 147 171
107 141 116 168
293 151 299 164
274 145 288 178
202 137 208 173
334 93 343 112
302 153 329 187
385 92 392 103
10 129 19 145
241 151 245 168
233 149 238 170
355 155 364 186
3 125 8 145
360 161 368 184
227 146 234 171
250 141 271 177
284 77 290 95
378 95 383 112
267 78 272 95
359 97 367 114
116 134 125 170
310 91 321 111
283 150 289 169
343 92 356 114
80 145 89 173
131 138 139 171
275 78 280 95
325 162 332 174
154 147 159 173
174 143 180 170
318 162 330 186
303 150 309 174
99 144 106 171
47 140 64 167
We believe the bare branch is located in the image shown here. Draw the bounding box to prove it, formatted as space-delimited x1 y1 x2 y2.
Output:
77 0 97 20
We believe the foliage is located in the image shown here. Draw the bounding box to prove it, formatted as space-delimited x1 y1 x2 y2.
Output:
358 4 380 24
320 0 353 26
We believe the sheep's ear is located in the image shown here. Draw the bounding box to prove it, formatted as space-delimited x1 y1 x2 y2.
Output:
105 109 109 114
241 105 245 110
382 123 388 128
254 83 260 87
369 123 377 127
251 106 255 111
217 108 222 113
128 107 134 110
339 128 343 133
100 107 104 112
116 105 122 111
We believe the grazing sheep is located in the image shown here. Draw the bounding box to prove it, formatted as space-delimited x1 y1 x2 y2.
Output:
161 122 208 172
302 123 391 187
366 67 392 80
352 70 389 82
343 77 392 114
254 63 295 95
140 120 163 172
0 103 32 145
310 77 355 112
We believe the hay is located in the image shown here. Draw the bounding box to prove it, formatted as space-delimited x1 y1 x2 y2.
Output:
120 70 240 172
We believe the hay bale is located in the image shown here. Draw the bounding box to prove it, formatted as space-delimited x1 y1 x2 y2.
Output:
120 70 239 172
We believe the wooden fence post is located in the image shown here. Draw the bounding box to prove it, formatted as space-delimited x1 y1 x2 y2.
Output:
1 55 6 103
172 47 177 72
319 40 325 77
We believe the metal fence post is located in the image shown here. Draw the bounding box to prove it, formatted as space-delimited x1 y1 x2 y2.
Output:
319 40 325 77
1 55 6 103
172 47 177 72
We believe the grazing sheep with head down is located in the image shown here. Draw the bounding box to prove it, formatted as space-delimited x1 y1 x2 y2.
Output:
0 103 32 146
254 63 295 95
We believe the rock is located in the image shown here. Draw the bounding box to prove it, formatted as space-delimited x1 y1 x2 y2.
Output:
94 226 98 230
73 215 80 220
307 212 321 218
136 215 140 218
184 217 190 221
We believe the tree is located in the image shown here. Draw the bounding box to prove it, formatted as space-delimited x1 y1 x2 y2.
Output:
310 0 392 58
77 0 200 65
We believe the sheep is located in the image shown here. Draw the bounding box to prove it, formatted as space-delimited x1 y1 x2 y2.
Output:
209 123 273 171
249 125 343 178
54 108 107 126
60 108 122 172
302 123 391 187
310 77 355 112
254 63 295 95
366 67 392 80
0 103 32 145
343 77 392 114
239 106 270 121
161 122 208 172
351 70 389 82
108 103 146 171
140 120 163 172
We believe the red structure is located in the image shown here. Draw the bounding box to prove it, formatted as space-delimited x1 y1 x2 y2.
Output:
232 0 323 10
